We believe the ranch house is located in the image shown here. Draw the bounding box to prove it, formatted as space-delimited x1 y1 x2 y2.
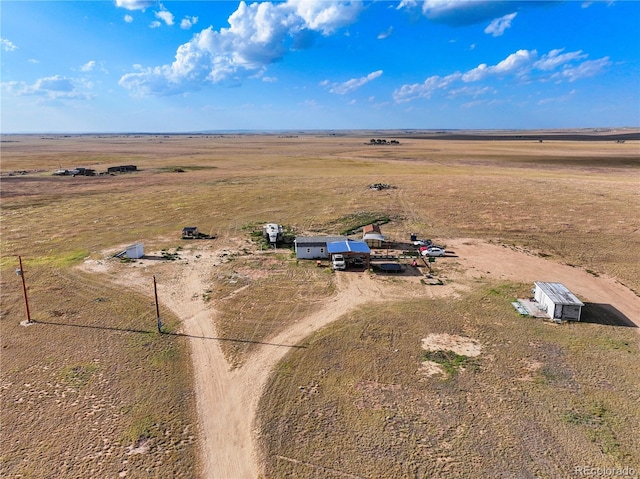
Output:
294 236 346 259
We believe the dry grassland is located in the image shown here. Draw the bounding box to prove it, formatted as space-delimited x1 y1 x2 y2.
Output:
1 132 639 478
210 252 336 369
259 285 640 478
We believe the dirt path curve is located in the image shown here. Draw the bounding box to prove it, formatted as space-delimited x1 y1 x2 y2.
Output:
161 259 405 479
80 238 639 479
446 238 640 322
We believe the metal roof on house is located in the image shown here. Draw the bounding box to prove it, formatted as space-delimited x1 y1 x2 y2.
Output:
362 224 381 234
534 282 584 306
363 233 385 242
327 240 371 254
295 236 346 245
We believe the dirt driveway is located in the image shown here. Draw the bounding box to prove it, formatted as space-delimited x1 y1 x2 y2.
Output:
81 237 639 478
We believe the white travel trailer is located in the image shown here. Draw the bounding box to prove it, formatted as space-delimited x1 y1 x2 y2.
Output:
533 282 583 321
263 223 283 245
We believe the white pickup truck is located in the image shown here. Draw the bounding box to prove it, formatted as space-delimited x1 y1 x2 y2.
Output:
332 254 346 271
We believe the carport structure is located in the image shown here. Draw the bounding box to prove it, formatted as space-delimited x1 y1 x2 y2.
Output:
327 239 371 269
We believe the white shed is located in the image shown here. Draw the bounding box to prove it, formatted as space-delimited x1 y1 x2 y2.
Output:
125 243 144 259
533 282 583 321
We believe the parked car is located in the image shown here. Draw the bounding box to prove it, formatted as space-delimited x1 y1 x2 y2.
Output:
332 254 346 271
351 257 365 267
421 246 446 257
412 239 432 246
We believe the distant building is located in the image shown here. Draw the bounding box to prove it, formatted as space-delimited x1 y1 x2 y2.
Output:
72 167 96 176
107 165 137 173
533 282 584 321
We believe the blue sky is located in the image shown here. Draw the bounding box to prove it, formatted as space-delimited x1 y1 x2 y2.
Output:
1 1 638 132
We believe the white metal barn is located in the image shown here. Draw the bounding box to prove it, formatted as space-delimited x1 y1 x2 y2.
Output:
294 236 346 259
125 243 144 259
533 282 584 321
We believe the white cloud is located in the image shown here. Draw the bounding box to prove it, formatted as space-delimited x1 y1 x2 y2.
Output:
484 12 517 37
1 38 18 52
447 85 491 99
492 49 535 75
462 49 536 82
534 49 588 71
377 26 393 40
325 70 383 94
397 1 552 28
181 16 198 30
290 0 363 35
120 0 364 95
81 60 96 72
28 59 39 64
537 89 576 105
394 47 608 103
115 0 155 11
149 21 162 29
409 0 525 26
155 6 174 26
124 14 134 23
2 75 93 101
393 73 461 102
560 57 611 82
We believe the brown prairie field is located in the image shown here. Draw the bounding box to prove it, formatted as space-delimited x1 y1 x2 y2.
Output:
1 131 639 478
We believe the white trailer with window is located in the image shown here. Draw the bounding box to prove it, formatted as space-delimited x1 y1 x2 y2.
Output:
533 281 583 321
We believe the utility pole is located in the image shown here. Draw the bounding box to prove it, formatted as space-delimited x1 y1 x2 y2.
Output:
16 256 32 324
153 275 162 333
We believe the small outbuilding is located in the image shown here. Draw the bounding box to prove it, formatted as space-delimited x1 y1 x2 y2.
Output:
362 224 385 248
533 282 584 321
182 226 199 239
125 243 144 259
294 236 346 259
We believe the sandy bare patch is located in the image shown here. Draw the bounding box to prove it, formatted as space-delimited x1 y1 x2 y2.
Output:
420 334 482 378
420 361 446 377
517 359 544 382
421 333 482 357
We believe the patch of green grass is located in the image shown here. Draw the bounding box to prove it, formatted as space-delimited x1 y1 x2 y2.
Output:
123 411 157 443
161 249 181 261
316 211 391 235
597 337 633 352
60 362 99 389
484 282 524 300
563 402 623 458
423 350 476 376
22 250 91 268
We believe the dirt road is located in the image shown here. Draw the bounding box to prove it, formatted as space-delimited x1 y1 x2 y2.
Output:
81 238 639 478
